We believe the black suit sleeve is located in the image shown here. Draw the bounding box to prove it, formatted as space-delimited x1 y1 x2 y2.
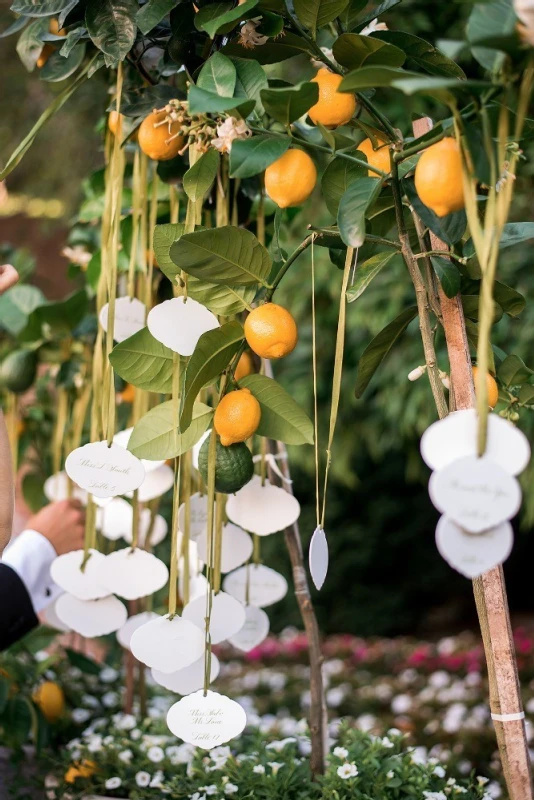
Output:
0 563 38 651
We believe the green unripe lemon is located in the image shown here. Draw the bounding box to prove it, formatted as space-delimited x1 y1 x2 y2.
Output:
0 350 38 394
198 437 254 494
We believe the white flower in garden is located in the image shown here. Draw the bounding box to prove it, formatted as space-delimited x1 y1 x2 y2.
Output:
298 737 311 756
360 17 388 35
422 793 446 800
148 745 165 763
477 777 490 786
356 714 376 732
191 794 207 800
198 786 217 796
386 770 394 779
105 777 122 790
150 771 165 788
100 667 119 683
119 749 133 763
454 789 468 795
103 735 114 746
253 764 265 774
82 694 100 708
333 746 349 759
387 728 402 737
457 760 472 775
131 728 142 740
337 762 358 779
167 743 196 765
266 737 297 752
433 765 446 778
61 245 92 268
410 746 428 764
429 671 450 689
136 772 151 787
113 713 136 730
212 117 251 154
486 782 502 798
408 365 426 382
224 783 238 795
72 708 91 724
391 693 413 714
102 691 119 708
267 762 285 775
326 687 346 707
87 735 103 752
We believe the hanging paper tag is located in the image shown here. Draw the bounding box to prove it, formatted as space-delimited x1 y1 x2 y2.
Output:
226 475 300 536
133 464 174 502
196 523 252 574
228 604 270 652
65 441 145 498
44 471 88 505
178 493 218 541
55 594 127 637
147 297 219 356
223 564 288 608
182 591 246 644
166 690 247 749
435 516 513 578
152 654 220 696
88 549 169 601
309 526 329 590
129 614 204 673
50 549 109 601
99 297 147 343
116 611 160 650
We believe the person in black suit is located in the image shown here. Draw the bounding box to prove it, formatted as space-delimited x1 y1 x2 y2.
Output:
0 499 86 650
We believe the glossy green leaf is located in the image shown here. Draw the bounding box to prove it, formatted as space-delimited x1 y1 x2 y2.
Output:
109 327 177 393
197 52 236 97
493 281 526 318
183 149 220 204
25 289 88 335
222 31 309 64
199 0 259 37
293 0 349 36
65 647 101 675
188 85 255 117
467 0 516 71
232 57 268 114
497 354 534 387
354 306 418 398
0 284 46 335
337 177 383 248
59 27 86 57
333 33 405 70
85 0 137 66
153 222 185 283
431 256 461 299
170 226 271 286
230 135 289 179
129 401 213 460
346 251 396 303
260 81 319 125
392 76 492 105
340 66 418 91
464 222 534 257
136 0 176 34
181 322 244 430
374 31 466 78
5 697 32 746
239 374 314 445
403 179 466 245
321 157 366 217
518 384 534 405
16 18 48 70
462 295 503 324
187 278 256 316
39 42 85 81
120 85 178 117
11 0 74 14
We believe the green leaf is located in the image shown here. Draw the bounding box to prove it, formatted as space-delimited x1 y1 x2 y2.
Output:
431 256 461 299
467 0 516 72
6 697 32 745
0 284 46 335
321 156 366 217
497 354 534 387
332 33 405 70
260 81 319 126
354 306 418 398
187 278 256 316
346 251 396 302
293 0 349 36
59 27 86 57
239 374 314 445
465 222 534 257
65 647 101 674
197 52 236 97
188 85 255 117
403 179 466 245
232 57 268 115
85 0 137 66
0 678 9 714
199 0 259 37
356 0 400 27
229 135 289 179
29 289 88 335
462 295 503 324
181 322 244 430
0 15 29 38
337 177 383 248
153 222 185 282
11 0 74 14
109 327 176 392
222 31 309 64
120 84 178 117
129 401 213 460
183 149 220 204
340 66 418 92
493 281 526 318
16 17 48 70
39 42 86 82
136 0 176 34
518 384 534 405
373 31 466 78
170 226 271 286
391 76 492 105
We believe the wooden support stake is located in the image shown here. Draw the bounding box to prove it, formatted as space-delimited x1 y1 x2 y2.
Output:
413 117 532 800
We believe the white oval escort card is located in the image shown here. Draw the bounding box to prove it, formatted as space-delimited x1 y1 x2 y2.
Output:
223 564 288 608
180 572 209 603
122 510 168 547
178 493 217 541
182 591 246 644
429 455 521 533
91 549 169 601
99 297 146 343
152 654 220 695
166 690 247 749
50 549 109 601
309 526 329 591
421 409 531 476
55 593 127 637
65 441 145 499
227 604 270 652
116 611 160 650
134 464 174 502
147 296 219 356
130 614 204 673
226 476 301 536
42 598 72 633
196 523 253 574
435 516 514 578
96 497 133 541
44 471 88 505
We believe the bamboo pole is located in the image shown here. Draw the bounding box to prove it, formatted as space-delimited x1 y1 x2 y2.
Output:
413 117 532 800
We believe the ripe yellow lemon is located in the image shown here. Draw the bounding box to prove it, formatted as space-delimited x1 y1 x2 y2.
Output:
33 681 65 723
214 388 261 446
64 760 97 784
118 383 135 404
473 366 499 409
108 110 124 137
414 137 465 217
36 19 66 68
308 68 357 128
357 137 391 176
138 109 185 161
244 303 298 360
265 149 317 208
234 351 255 381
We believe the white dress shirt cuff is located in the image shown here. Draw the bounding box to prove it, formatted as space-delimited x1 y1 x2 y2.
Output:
2 529 61 613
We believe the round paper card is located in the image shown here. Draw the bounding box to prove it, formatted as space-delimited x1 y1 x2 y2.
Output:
147 296 219 357
429 455 521 533
436 516 513 578
167 690 246 749
44 471 87 505
421 409 530 476
50 549 108 601
223 564 288 608
117 611 160 650
122 510 168 547
89 548 169 600
134 464 174 502
196 523 252 573
55 594 127 637
65 441 145 498
225 476 300 536
182 591 246 644
178 493 217 541
130 614 204 673
152 654 220 695
96 497 133 541
99 297 146 343
228 605 270 652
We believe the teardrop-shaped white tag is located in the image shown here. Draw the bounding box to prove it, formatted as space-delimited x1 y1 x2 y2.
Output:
309 526 328 590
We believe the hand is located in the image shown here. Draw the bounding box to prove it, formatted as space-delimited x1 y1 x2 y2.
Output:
26 499 86 556
0 264 19 295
